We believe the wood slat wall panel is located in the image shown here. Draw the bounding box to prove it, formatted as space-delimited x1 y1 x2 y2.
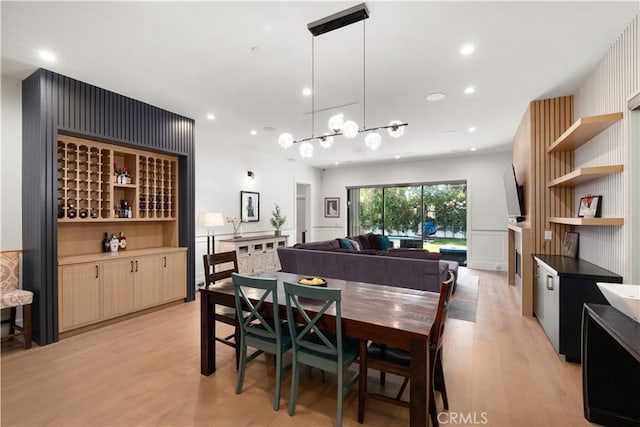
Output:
22 68 196 344
573 14 638 280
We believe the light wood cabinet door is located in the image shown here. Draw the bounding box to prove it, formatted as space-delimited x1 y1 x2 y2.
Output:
102 259 135 319
134 256 163 309
59 263 102 332
161 252 186 302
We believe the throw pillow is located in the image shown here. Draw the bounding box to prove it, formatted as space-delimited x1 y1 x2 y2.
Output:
368 233 381 250
337 238 354 250
377 235 391 251
347 238 361 251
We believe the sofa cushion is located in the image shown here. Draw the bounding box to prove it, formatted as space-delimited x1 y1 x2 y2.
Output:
384 249 441 260
293 240 339 251
367 233 381 250
337 238 355 250
348 234 372 250
377 235 392 251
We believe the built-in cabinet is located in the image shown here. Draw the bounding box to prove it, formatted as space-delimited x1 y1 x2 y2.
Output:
59 249 186 333
219 235 289 274
547 112 624 226
57 134 187 335
533 255 622 362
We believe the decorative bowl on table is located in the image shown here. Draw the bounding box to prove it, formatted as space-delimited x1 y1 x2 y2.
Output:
298 277 327 287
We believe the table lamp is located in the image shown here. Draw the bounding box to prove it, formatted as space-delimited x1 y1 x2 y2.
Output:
197 212 225 256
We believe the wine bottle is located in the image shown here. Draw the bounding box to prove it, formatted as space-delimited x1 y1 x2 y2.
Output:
102 232 110 253
118 232 127 250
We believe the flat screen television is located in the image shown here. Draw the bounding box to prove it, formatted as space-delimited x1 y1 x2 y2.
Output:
503 165 524 222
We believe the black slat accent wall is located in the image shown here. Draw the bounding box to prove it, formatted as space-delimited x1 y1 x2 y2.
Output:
22 68 196 345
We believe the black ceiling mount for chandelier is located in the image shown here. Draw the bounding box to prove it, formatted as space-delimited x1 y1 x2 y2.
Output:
277 3 408 158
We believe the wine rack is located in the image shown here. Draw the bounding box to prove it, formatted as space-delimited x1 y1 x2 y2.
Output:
57 134 177 222
138 156 176 219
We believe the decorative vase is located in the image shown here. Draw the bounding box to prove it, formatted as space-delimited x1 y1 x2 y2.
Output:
275 230 281 237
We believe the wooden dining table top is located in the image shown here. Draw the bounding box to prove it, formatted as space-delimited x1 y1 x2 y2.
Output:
203 270 440 347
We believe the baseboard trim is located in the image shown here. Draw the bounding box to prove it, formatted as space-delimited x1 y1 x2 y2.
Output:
468 260 507 271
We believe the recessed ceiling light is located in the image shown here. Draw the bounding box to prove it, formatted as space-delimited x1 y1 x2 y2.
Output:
460 44 474 55
39 50 56 62
426 92 446 102
468 126 476 132
302 88 312 96
395 155 400 159
206 113 215 120
464 86 475 95
334 161 340 165
250 130 257 135
470 147 477 152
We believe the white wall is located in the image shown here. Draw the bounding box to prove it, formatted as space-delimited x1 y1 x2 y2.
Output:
1 76 22 251
193 132 322 284
320 151 513 270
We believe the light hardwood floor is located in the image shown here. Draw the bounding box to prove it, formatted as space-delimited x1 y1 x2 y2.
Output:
1 269 589 426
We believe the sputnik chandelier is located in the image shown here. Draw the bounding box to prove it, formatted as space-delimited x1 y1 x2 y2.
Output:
277 3 408 158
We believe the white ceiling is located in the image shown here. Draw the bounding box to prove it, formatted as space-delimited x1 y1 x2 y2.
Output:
2 1 638 168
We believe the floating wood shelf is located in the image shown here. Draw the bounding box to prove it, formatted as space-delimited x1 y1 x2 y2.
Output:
547 165 624 188
548 217 624 226
547 112 623 153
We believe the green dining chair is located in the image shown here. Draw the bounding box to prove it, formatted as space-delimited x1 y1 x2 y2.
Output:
283 281 359 427
232 273 292 411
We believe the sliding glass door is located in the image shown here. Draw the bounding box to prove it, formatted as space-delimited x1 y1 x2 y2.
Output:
347 181 467 250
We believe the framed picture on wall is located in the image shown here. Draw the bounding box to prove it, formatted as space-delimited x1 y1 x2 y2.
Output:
241 191 260 222
324 197 340 218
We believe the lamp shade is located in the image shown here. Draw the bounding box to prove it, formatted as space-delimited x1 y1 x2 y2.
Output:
197 212 225 227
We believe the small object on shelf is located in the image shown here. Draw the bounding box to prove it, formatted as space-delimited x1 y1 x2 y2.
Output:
102 232 110 253
118 232 127 250
67 203 77 219
109 234 119 252
57 203 65 219
578 194 602 218
79 208 88 219
90 209 98 219
127 207 133 218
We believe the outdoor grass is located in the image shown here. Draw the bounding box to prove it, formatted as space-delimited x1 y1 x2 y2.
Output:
424 238 467 252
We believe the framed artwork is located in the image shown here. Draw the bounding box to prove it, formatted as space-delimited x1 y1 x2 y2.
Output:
561 232 579 258
577 195 602 218
324 197 340 218
240 191 260 222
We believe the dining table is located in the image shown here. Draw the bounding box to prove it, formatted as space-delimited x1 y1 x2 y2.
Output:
200 270 440 427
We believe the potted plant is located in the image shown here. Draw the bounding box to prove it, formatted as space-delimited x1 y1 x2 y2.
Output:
270 204 286 236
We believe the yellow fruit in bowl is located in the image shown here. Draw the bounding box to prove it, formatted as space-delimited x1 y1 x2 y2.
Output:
299 277 325 285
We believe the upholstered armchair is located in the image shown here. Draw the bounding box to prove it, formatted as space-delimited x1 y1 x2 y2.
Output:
1 251 33 348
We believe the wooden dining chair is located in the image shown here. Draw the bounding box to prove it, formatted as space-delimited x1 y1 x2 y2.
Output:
284 281 360 427
232 273 292 411
357 271 455 426
203 251 242 368
1 250 33 349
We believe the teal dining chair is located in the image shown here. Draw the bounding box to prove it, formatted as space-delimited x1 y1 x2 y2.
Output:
283 281 359 427
232 273 292 411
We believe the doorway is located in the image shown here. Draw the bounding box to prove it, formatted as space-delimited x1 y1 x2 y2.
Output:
296 183 311 244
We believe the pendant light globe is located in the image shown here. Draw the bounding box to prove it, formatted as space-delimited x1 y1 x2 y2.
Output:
342 120 359 139
278 133 294 148
299 141 314 158
328 114 345 133
319 133 334 148
364 131 382 150
387 120 405 138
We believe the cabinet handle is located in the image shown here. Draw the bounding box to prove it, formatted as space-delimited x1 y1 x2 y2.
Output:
131 260 134 273
95 265 99 279
535 264 539 278
163 256 167 268
135 260 138 272
546 275 554 290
